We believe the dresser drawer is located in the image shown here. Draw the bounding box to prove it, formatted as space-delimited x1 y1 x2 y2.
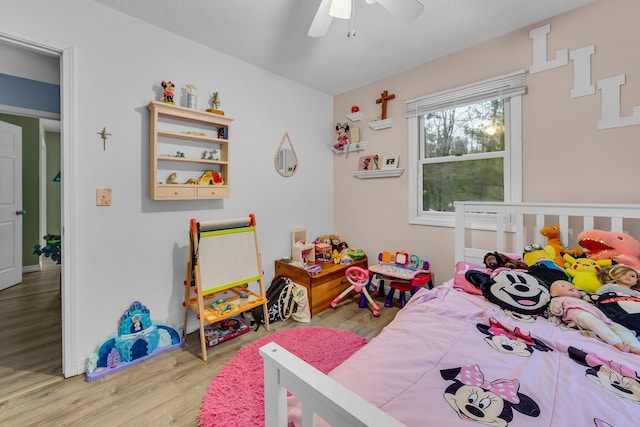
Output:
196 186 229 199
155 185 196 199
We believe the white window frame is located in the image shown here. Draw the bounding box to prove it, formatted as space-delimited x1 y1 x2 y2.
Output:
407 71 525 228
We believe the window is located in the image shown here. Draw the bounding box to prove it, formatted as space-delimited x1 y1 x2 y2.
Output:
406 71 526 227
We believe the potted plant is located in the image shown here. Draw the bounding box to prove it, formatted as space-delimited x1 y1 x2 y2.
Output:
33 234 61 264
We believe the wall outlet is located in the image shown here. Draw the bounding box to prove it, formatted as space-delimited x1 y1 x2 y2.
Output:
96 188 112 206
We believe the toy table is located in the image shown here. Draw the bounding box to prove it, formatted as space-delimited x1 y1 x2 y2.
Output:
367 262 432 308
368 262 429 280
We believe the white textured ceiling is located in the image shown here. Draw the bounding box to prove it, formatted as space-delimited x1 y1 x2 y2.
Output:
93 0 594 95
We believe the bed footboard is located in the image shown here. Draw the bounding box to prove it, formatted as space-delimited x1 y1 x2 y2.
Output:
259 342 405 427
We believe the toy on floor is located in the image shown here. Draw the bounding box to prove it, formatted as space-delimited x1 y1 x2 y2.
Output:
369 251 432 308
86 301 182 381
331 266 380 317
385 266 432 308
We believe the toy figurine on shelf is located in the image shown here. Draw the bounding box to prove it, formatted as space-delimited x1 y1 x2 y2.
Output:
186 84 197 109
166 172 178 184
201 149 220 161
196 170 224 185
207 91 224 115
161 80 175 104
334 122 350 151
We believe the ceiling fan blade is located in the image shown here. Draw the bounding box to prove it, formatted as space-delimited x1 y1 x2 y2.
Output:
308 0 334 37
374 0 424 23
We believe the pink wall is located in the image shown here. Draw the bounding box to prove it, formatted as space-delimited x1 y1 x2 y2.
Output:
333 0 640 284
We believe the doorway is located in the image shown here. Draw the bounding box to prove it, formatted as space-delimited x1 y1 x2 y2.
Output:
0 34 78 380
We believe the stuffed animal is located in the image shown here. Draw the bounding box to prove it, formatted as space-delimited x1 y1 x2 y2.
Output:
540 224 583 268
522 243 570 286
563 253 611 293
482 251 528 270
334 123 350 151
465 269 551 316
578 229 640 269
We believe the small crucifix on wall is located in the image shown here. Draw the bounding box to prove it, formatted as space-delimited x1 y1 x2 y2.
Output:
376 90 395 120
97 127 111 151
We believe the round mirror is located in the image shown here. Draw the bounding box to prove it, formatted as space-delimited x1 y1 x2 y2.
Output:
276 148 297 176
274 132 298 177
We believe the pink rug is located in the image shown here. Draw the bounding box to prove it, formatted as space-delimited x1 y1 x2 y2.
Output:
199 326 368 427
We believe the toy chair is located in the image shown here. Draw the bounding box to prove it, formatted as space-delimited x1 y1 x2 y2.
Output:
385 271 432 308
331 266 380 317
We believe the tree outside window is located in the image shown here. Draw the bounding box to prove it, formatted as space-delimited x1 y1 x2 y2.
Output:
421 99 505 212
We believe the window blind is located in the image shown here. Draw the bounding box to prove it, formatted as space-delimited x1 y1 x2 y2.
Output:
405 70 527 118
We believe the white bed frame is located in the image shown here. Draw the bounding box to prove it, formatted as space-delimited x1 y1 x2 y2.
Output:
260 202 640 427
454 201 640 265
259 342 405 427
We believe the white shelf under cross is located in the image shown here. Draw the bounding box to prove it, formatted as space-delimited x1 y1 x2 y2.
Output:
368 118 396 131
353 168 404 179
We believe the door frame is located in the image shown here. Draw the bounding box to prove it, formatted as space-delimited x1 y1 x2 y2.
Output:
0 31 79 378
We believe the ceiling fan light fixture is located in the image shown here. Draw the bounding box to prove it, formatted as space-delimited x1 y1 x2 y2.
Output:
329 0 352 19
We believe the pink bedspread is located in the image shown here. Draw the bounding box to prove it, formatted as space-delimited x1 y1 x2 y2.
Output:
289 280 640 426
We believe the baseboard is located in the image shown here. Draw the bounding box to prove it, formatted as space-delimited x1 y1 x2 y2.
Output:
22 264 41 273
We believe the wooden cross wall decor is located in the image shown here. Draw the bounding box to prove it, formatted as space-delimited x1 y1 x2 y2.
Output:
376 90 395 120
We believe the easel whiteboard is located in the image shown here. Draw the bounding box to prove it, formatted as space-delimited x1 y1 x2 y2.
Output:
198 226 261 295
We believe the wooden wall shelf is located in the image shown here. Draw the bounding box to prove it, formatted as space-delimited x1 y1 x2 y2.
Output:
147 101 234 200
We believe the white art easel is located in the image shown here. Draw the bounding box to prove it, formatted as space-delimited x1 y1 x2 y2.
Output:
183 214 269 361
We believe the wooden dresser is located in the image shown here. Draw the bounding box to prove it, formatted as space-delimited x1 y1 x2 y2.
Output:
274 257 368 317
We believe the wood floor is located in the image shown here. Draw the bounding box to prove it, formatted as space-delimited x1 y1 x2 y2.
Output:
0 259 63 403
0 269 399 426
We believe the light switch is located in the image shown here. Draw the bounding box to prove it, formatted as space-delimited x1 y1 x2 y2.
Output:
96 188 112 206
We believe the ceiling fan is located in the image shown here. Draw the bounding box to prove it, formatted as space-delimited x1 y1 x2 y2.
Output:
308 0 424 38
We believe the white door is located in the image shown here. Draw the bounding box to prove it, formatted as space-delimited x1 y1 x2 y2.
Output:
0 120 23 291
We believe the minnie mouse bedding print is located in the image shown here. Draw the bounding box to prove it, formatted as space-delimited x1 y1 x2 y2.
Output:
288 281 640 427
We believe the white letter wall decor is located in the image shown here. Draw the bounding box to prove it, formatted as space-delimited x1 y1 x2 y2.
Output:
570 45 595 98
530 23 640 129
529 24 568 74
597 75 640 129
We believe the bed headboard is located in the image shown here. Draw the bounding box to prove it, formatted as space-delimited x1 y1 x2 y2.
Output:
454 201 640 265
